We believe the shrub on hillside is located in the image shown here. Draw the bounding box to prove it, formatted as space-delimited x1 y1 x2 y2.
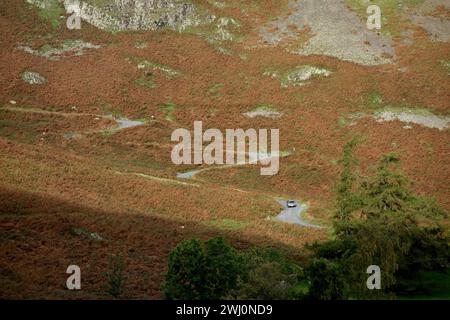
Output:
229 248 306 300
162 237 242 300
105 254 127 298
163 239 307 300
308 258 348 300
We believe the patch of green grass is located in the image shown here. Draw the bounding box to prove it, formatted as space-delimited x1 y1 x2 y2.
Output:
338 112 366 127
39 43 54 54
207 0 227 9
85 0 115 7
134 76 157 89
99 102 123 118
293 280 310 296
214 45 233 56
253 104 278 112
97 130 114 138
159 102 177 121
361 91 442 116
422 142 434 159
338 116 349 127
203 219 249 231
36 0 64 29
439 60 450 75
129 157 165 171
207 83 224 97
364 91 384 109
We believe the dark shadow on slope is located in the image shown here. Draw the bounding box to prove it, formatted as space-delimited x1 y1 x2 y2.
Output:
0 185 306 299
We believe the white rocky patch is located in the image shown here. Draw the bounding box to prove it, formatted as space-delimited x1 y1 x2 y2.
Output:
18 40 100 60
283 65 332 87
21 71 47 85
266 65 332 87
374 110 450 130
28 0 213 32
407 0 450 42
243 106 282 119
260 0 395 66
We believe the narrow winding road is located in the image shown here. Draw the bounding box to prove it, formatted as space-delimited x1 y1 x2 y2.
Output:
176 153 322 228
275 199 322 228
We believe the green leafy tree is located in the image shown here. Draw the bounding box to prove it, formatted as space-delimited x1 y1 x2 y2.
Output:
230 248 305 300
163 237 242 300
309 142 449 299
308 258 348 300
233 262 298 300
203 237 244 298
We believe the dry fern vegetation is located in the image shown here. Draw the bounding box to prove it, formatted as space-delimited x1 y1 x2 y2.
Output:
0 0 448 299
